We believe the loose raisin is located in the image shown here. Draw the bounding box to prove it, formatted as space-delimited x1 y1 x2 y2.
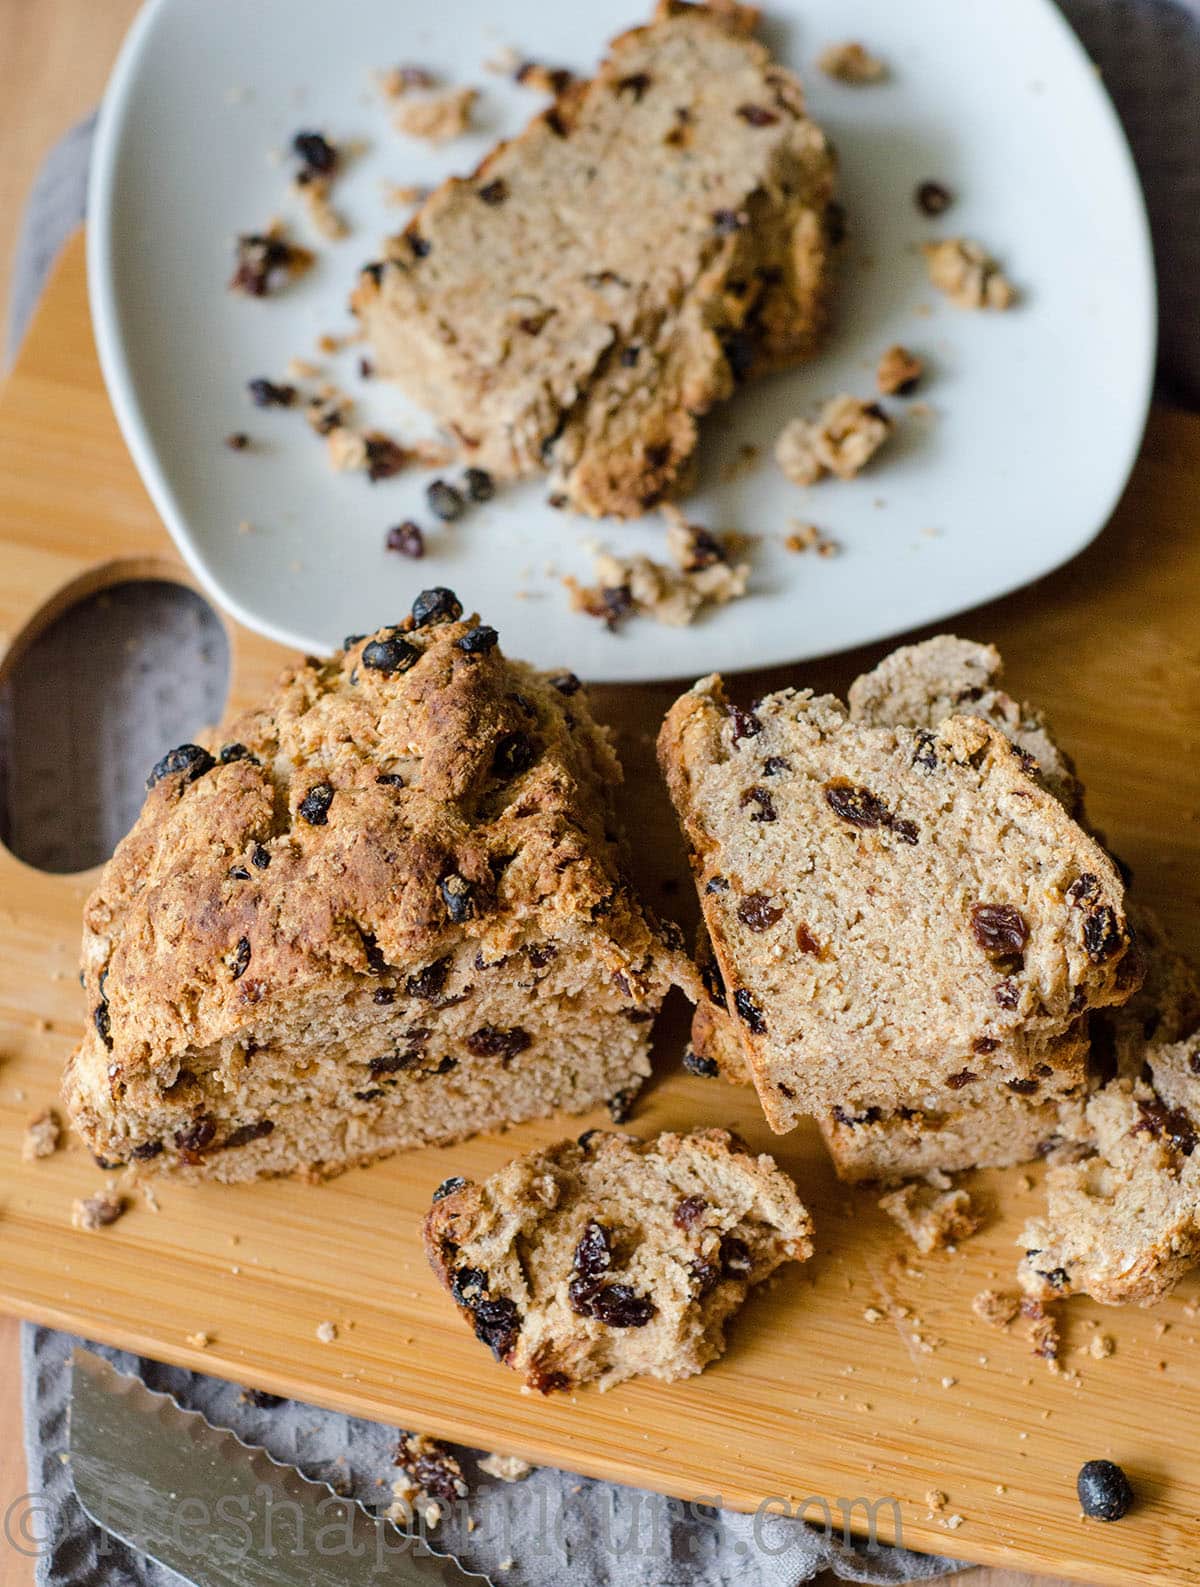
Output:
1077 1460 1134 1522
915 180 953 216
386 522 425 558
292 130 338 174
425 481 465 522
246 377 296 408
463 467 495 502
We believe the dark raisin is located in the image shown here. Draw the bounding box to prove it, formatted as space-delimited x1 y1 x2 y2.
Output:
368 1051 417 1077
362 635 419 674
466 1025 531 1060
373 987 396 1006
219 742 258 765
359 358 373 379
762 756 791 776
616 72 652 100
737 893 783 932
824 779 902 833
737 103 780 126
411 587 463 627
432 1176 467 1202
473 1296 521 1358
451 1266 489 1306
721 329 756 381
720 1235 752 1277
700 953 726 1009
734 988 766 1033
577 1129 602 1150
683 1049 720 1078
408 232 431 259
426 480 465 522
548 671 582 695
832 1105 883 1127
1066 873 1101 906
674 1195 708 1231
620 345 640 367
995 978 1020 1010
251 844 271 869
222 1119 274 1149
453 624 497 657
225 432 250 450
1004 1078 1038 1095
147 743 215 790
795 922 822 956
691 1260 721 1297
973 1036 1000 1053
1083 905 1124 963
364 435 408 481
911 730 939 772
174 1116 217 1155
361 261 385 286
1077 1460 1134 1522
705 875 729 894
740 786 777 823
440 873 474 922
712 208 748 234
463 467 495 502
573 1219 613 1281
492 732 536 781
406 957 451 999
131 1139 163 1161
587 1284 656 1328
94 1001 113 1050
915 180 953 216
1134 1097 1197 1156
607 1086 638 1123
245 1389 285 1409
971 903 1029 958
292 130 338 174
230 937 251 980
824 200 847 245
376 773 405 787
246 377 296 408
298 782 334 825
526 943 557 968
729 705 762 742
946 1068 978 1089
385 521 425 557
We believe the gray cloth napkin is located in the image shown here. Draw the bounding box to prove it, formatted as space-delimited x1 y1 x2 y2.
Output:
9 1 1200 1580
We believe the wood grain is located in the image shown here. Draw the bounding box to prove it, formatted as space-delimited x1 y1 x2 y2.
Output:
0 235 1190 1586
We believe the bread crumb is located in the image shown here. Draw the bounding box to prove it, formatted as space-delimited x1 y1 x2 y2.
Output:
784 520 841 557
922 238 1016 310
925 1489 947 1512
142 1183 161 1214
186 1331 212 1349
566 512 750 629
393 88 478 144
879 1183 980 1253
972 1288 1021 1328
941 1376 957 1389
1089 1334 1114 1360
23 1109 61 1161
876 344 924 397
776 395 892 486
71 1191 125 1231
940 1514 964 1531
478 1452 533 1483
384 182 430 207
863 1306 883 1324
316 1320 338 1343
817 41 887 83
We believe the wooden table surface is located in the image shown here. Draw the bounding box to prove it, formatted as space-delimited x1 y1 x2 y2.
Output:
0 3 1088 1583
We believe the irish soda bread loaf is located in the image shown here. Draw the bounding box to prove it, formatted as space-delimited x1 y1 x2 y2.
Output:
63 591 693 1183
351 1 838 518
658 672 1137 1134
424 1127 812 1391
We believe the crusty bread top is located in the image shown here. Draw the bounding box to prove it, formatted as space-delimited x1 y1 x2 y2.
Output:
75 592 686 1087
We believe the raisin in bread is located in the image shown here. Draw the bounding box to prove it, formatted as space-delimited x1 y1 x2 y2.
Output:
424 1127 812 1392
63 591 694 1183
1019 922 1200 1305
351 1 838 519
848 636 1082 814
658 674 1137 1133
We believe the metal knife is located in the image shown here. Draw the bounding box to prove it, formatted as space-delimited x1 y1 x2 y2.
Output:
69 1348 494 1587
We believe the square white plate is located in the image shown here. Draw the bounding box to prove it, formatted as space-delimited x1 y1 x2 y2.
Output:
88 0 1154 682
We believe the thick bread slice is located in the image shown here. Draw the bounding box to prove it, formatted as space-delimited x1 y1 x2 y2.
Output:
424 1127 812 1392
352 1 838 518
63 592 694 1183
658 674 1137 1131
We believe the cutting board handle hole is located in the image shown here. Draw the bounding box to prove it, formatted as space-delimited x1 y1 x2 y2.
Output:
0 572 228 874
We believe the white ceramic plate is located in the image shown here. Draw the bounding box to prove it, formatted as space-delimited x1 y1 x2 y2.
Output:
89 0 1154 683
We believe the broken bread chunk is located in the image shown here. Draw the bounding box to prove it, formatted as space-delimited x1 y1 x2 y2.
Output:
774 395 891 486
63 591 693 1184
922 238 1015 310
879 1182 981 1253
352 1 839 518
658 672 1137 1134
424 1128 812 1392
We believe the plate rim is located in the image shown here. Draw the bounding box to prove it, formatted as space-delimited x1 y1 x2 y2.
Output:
86 0 1158 682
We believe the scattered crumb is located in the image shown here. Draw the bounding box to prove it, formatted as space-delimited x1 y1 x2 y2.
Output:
863 1306 883 1324
940 1514 964 1531
237 520 254 536
940 1376 957 1390
229 221 313 297
922 238 1016 310
915 180 954 217
817 41 887 83
876 344 924 397
377 64 439 98
316 1320 338 1344
384 182 430 207
393 88 478 144
186 1331 212 1350
784 520 840 557
497 1561 515 1573
972 1289 1021 1329
1089 1334 1114 1360
391 1433 468 1528
142 1183 161 1214
71 1191 125 1231
775 395 892 486
478 1453 533 1483
925 1489 947 1512
287 356 323 381
1017 1173 1034 1192
565 509 750 629
225 432 251 452
23 1109 61 1162
294 168 348 241
1019 1298 1061 1372
879 1183 981 1254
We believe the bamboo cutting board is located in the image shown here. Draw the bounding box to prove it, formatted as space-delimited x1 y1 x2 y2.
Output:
1 235 1199 1586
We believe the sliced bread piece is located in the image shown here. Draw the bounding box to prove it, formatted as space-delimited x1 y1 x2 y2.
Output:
63 591 693 1183
352 1 838 518
658 674 1137 1132
424 1127 812 1391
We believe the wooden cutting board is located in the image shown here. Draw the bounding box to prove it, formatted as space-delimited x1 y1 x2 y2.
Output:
1 234 1198 1586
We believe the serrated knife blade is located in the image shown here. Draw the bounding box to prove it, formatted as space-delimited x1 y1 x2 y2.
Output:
68 1349 495 1587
